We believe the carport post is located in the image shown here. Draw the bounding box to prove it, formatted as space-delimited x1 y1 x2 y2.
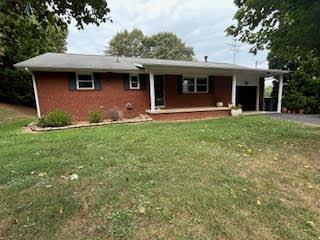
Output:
232 73 237 106
277 75 284 113
149 72 155 111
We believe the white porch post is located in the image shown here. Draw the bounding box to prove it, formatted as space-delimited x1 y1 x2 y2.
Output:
149 72 155 111
256 83 260 111
32 72 41 118
277 74 284 113
232 73 237 106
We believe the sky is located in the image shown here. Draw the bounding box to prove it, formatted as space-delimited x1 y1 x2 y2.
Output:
67 0 269 69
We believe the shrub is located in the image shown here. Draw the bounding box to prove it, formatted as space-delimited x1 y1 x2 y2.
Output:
38 109 72 127
305 96 319 114
108 108 121 121
88 111 102 123
283 91 307 110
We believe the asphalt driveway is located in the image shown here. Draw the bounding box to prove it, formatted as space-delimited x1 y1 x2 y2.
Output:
269 113 320 126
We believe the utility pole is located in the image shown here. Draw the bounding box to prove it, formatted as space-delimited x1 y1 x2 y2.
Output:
227 39 241 64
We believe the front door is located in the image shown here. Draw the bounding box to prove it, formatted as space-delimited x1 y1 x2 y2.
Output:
154 75 165 107
236 86 257 111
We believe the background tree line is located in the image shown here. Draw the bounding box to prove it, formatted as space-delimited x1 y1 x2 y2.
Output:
105 29 194 61
0 0 111 106
0 15 67 105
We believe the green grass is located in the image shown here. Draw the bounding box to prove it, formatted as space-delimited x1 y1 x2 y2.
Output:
0 110 320 239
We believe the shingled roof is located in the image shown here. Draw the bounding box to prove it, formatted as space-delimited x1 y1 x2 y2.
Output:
14 52 290 75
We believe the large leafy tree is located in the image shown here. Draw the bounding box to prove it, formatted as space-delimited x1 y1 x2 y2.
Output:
0 34 4 58
0 0 112 106
105 29 147 57
226 0 320 57
105 29 194 61
0 15 67 105
0 0 111 29
1 15 67 66
268 50 320 113
146 32 194 61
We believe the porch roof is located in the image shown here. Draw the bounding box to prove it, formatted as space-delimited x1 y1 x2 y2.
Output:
14 52 290 76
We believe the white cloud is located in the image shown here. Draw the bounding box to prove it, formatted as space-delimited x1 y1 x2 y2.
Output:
66 0 269 68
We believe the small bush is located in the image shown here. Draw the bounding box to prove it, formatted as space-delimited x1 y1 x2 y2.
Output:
108 108 122 121
88 111 102 123
305 96 319 114
283 91 307 110
38 109 72 127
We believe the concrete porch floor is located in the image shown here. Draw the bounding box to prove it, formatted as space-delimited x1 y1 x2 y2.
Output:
242 111 278 115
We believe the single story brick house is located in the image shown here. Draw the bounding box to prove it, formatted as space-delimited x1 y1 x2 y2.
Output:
14 53 289 121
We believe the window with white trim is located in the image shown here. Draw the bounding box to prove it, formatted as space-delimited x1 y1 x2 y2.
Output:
129 75 140 89
76 73 94 90
182 76 208 93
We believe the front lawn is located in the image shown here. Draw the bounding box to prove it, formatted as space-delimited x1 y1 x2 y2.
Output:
0 113 319 239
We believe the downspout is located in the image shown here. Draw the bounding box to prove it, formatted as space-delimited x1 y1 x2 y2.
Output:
25 68 41 118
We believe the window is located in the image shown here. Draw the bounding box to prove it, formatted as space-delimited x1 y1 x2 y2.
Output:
196 77 208 93
129 75 140 89
76 73 94 90
183 77 195 93
182 76 208 93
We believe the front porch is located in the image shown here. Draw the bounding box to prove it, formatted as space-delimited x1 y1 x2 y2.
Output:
145 107 279 121
144 68 285 121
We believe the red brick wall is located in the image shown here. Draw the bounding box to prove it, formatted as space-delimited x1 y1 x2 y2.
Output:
164 75 232 108
35 72 150 121
212 76 232 106
35 72 233 121
150 110 230 121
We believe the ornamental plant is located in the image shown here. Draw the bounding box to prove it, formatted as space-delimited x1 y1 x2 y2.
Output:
231 104 243 110
38 109 71 127
88 111 102 123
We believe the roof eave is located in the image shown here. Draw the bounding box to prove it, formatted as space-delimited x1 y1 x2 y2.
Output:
14 63 291 76
14 65 143 74
143 63 291 76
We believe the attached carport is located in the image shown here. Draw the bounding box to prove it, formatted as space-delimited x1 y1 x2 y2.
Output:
231 69 289 113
